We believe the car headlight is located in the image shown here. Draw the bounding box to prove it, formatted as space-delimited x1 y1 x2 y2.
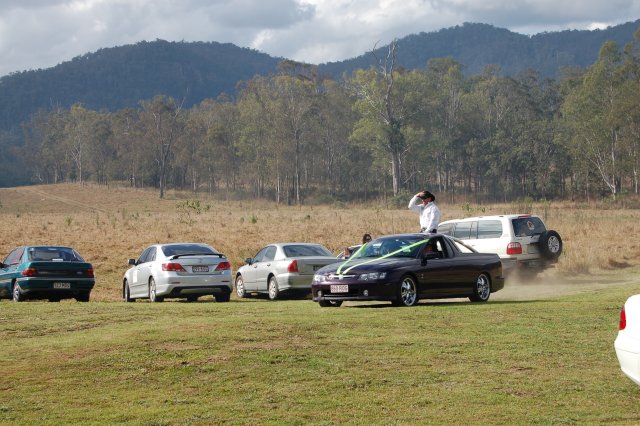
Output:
359 272 387 281
313 274 326 283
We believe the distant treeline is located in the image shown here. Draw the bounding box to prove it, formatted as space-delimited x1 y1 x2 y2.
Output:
8 32 640 204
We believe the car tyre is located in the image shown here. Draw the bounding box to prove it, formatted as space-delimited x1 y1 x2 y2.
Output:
12 282 23 302
318 300 343 308
469 273 491 302
539 230 563 261
216 292 231 303
123 280 134 302
75 292 90 302
268 276 280 301
394 275 418 307
149 277 164 303
235 275 247 298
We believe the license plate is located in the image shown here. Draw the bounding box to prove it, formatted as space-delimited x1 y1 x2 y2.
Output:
192 266 209 272
53 282 71 289
330 284 348 293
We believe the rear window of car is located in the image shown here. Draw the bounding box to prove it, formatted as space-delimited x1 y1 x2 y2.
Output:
283 245 331 257
28 247 83 262
511 217 547 237
477 220 503 239
161 244 218 256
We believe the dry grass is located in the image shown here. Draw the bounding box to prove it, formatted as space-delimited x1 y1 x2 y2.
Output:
1 183 639 301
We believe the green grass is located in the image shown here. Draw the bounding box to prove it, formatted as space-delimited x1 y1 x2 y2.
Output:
1 283 639 425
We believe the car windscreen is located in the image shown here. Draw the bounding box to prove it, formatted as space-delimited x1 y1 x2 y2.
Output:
28 247 84 262
353 236 426 259
161 244 218 257
283 244 332 257
511 217 546 237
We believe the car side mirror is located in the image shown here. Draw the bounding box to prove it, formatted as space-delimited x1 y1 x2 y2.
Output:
245 257 253 265
128 258 137 266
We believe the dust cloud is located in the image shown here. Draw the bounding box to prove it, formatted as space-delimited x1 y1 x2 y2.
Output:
492 267 634 301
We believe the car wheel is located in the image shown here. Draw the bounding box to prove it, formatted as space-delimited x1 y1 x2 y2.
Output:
216 292 231 303
394 275 418 307
268 276 279 301
469 273 491 302
12 282 23 302
539 230 563 261
149 278 164 303
123 280 134 302
75 292 90 302
318 300 343 308
235 275 247 298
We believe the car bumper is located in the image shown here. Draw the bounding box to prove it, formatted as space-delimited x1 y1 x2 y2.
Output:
312 281 396 302
277 273 314 292
615 332 640 385
154 275 232 297
16 277 95 294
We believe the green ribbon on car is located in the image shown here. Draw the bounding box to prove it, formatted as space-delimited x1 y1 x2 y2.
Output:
336 239 430 275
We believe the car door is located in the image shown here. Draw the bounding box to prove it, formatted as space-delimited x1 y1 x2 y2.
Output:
243 247 267 292
254 246 277 292
0 247 24 297
417 237 459 296
131 247 154 297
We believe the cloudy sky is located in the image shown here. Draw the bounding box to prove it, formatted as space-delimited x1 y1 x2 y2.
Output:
1 0 639 77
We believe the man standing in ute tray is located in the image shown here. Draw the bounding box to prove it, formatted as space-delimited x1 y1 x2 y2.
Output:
408 191 441 233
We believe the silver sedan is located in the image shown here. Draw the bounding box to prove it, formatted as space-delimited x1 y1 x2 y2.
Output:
123 243 232 302
235 243 340 300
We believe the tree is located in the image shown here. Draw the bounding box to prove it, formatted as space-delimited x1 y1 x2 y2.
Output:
347 40 423 196
139 96 184 198
562 41 624 199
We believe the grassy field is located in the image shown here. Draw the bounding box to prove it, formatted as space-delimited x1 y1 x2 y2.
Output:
0 183 639 424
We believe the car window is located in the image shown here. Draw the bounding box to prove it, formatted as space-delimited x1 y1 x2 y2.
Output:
355 236 425 259
147 247 157 262
283 245 331 257
452 221 474 239
3 247 24 266
138 247 152 264
512 217 546 237
161 244 217 257
437 223 453 236
253 247 269 263
27 247 83 262
449 238 476 253
477 220 503 239
263 246 277 261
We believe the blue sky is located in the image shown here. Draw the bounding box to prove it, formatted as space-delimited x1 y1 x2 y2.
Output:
1 0 639 77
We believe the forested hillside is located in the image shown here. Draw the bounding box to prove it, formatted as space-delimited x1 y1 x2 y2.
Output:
2 21 640 204
320 21 640 77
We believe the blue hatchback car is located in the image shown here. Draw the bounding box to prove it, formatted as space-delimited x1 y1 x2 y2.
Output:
0 246 95 302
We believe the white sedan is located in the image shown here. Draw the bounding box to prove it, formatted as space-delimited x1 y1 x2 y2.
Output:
235 243 340 300
615 294 640 385
123 243 232 302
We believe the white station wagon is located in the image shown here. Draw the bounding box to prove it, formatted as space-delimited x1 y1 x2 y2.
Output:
437 214 562 271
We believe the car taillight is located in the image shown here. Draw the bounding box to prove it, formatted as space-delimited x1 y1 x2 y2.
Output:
162 263 187 272
620 307 627 330
506 242 522 255
287 260 299 273
21 267 37 277
215 261 231 271
87 268 95 278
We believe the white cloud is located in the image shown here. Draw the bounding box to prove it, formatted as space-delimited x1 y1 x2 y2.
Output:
0 0 639 76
